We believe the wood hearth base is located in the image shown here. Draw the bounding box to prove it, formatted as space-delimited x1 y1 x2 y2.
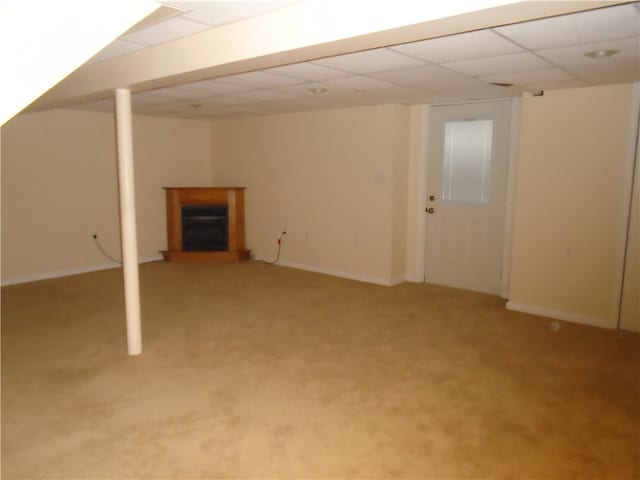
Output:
161 250 250 263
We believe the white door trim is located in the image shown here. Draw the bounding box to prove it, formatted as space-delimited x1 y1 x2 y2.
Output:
615 82 640 325
416 98 518 292
500 97 521 299
414 105 430 282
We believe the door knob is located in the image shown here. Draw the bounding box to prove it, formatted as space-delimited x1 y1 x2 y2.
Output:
426 207 435 214
429 195 435 201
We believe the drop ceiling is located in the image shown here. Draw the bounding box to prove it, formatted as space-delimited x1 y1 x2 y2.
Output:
75 1 640 119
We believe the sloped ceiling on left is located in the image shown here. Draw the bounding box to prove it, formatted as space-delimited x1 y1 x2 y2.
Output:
0 0 161 126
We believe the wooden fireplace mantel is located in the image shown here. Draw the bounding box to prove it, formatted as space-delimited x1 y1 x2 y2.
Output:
161 187 250 263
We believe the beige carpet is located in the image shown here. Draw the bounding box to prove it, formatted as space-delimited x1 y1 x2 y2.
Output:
2 261 639 479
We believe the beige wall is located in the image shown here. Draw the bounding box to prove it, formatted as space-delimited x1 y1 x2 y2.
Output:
507 84 636 329
1 109 211 284
210 104 410 284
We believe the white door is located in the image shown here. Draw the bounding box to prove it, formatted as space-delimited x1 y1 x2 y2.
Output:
425 101 511 295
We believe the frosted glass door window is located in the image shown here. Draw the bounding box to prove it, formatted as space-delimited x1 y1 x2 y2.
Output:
441 119 494 204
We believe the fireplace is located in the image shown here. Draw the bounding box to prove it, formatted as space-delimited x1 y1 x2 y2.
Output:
161 187 250 262
181 205 228 251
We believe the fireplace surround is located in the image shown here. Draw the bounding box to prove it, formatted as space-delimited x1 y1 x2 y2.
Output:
161 187 250 262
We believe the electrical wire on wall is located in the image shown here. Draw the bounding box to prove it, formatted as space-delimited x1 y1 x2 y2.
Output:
92 234 122 264
93 230 287 266
263 231 286 265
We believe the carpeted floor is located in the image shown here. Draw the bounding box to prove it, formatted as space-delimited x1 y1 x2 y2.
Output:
2 261 639 479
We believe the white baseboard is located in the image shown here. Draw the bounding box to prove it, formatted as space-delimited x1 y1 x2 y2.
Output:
403 274 423 283
506 301 615 330
390 275 407 286
1 254 164 287
265 258 397 286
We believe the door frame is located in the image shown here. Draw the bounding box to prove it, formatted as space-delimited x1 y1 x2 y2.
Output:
616 82 640 328
414 98 521 298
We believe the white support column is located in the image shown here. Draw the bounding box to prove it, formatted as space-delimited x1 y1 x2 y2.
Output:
115 88 142 356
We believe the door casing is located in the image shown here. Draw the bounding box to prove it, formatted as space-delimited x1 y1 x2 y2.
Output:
414 98 521 297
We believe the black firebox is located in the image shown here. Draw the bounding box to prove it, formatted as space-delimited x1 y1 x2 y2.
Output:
181 205 228 251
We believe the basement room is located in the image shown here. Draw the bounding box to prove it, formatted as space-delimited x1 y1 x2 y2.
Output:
1 0 639 478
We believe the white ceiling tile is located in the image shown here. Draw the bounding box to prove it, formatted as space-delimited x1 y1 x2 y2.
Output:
418 78 493 95
536 37 640 67
390 30 522 64
170 79 251 97
274 95 354 110
370 64 481 91
341 92 386 105
323 75 398 90
134 103 190 116
455 86 517 101
131 105 158 115
150 87 198 100
265 98 319 112
72 99 114 112
201 107 264 119
445 52 554 76
198 103 262 115
121 17 211 46
263 62 351 81
270 82 351 98
519 79 590 92
91 40 146 62
103 3 640 119
125 5 185 34
347 86 427 103
416 83 516 102
427 91 509 104
170 1 301 26
199 94 258 107
495 4 640 49
367 64 444 86
173 112 205 120
169 106 205 116
133 89 182 104
233 89 295 102
395 92 437 104
564 57 640 84
376 85 426 97
214 71 304 89
480 68 575 85
424 93 470 104
135 85 217 101
313 48 426 74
